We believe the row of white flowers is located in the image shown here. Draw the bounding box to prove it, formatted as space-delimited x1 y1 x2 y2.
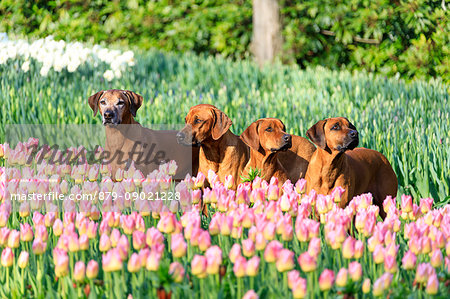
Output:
0 33 135 81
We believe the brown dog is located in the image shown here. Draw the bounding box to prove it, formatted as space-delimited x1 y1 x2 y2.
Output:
176 104 249 189
305 117 397 218
240 118 292 185
88 89 199 179
240 118 316 185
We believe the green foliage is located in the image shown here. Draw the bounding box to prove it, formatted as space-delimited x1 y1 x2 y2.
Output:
1 0 448 82
280 0 450 83
1 47 449 203
0 0 252 57
241 167 263 183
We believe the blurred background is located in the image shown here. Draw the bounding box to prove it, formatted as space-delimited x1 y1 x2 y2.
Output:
0 0 448 83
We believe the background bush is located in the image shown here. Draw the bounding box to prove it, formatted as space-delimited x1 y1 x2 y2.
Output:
1 0 448 83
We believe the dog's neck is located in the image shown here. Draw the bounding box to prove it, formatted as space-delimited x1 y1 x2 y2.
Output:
104 115 140 150
313 147 347 183
248 148 286 182
200 130 235 163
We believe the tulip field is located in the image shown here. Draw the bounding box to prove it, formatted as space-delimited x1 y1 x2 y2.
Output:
1 35 450 298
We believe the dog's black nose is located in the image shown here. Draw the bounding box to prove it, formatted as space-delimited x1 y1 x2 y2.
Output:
104 111 114 119
176 131 185 140
283 134 291 142
349 130 358 138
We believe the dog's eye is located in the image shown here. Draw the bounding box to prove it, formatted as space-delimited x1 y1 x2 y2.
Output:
100 100 106 105
265 127 273 132
331 124 340 130
194 119 202 124
117 101 125 106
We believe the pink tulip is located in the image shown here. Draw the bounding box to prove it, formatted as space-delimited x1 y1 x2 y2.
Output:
146 227 164 247
54 248 69 277
430 249 443 268
264 240 283 263
7 229 20 248
295 179 307 194
102 248 123 272
373 245 384 264
246 256 260 277
53 219 64 236
307 237 321 257
233 256 247 278
242 239 255 257
191 254 207 278
198 230 211 251
74 261 86 282
425 273 439 295
342 236 355 259
292 278 307 299
86 260 99 279
362 278 371 293
205 246 222 275
267 185 279 201
17 251 29 269
348 261 362 281
318 269 334 291
132 230 146 250
242 290 258 299
128 253 141 273
1 247 13 267
99 234 111 252
110 229 121 247
298 252 316 273
354 240 364 259
32 238 47 255
419 197 433 214
229 243 242 263
171 233 187 258
169 262 185 283
276 249 295 272
401 250 417 270
335 268 348 287
157 213 176 234
372 277 384 296
400 195 412 213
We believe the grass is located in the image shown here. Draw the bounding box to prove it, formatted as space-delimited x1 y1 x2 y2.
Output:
0 49 449 204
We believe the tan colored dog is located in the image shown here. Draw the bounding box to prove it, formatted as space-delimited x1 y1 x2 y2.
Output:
305 117 397 218
88 89 199 179
240 118 292 185
176 104 249 189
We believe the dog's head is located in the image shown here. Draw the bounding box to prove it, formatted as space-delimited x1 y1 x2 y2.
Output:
306 117 359 153
88 89 143 126
176 104 232 146
240 118 292 155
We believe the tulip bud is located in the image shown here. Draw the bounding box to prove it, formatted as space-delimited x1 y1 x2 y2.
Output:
362 278 371 294
276 249 295 272
318 269 334 291
335 268 348 287
171 234 187 258
401 250 417 270
18 251 29 269
127 253 141 273
430 249 443 268
74 261 86 282
348 261 362 281
292 278 307 299
191 254 207 278
169 262 185 283
425 273 439 295
233 256 247 278
86 260 99 279
298 252 316 273
1 247 13 267
242 290 258 299
246 256 260 277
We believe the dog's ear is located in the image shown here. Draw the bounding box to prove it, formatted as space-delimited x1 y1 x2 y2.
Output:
240 120 261 151
211 108 232 140
345 118 357 130
306 119 327 149
279 119 287 132
123 90 143 117
88 90 104 117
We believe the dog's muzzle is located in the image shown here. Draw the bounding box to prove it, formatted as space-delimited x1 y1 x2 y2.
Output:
103 110 118 125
